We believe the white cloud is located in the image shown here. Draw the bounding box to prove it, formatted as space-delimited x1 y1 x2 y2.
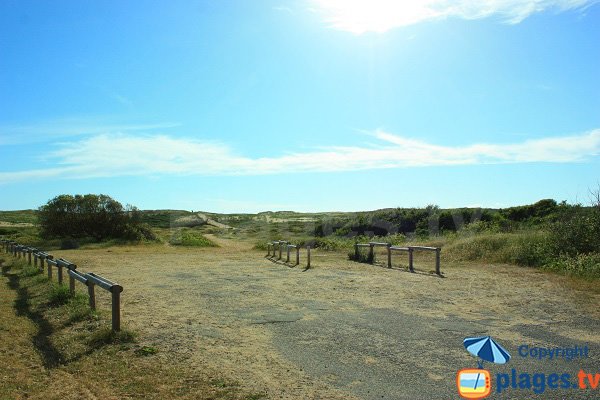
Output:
312 0 598 33
0 118 180 145
1 129 599 184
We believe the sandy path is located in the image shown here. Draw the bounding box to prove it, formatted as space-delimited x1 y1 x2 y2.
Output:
50 243 600 399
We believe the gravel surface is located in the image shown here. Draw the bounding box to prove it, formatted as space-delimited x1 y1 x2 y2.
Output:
51 240 600 399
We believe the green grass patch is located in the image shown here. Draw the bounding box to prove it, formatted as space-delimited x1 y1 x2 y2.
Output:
348 248 375 264
169 229 217 247
134 345 158 356
48 284 72 306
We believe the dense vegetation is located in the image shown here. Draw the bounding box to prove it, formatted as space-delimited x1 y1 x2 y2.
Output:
1 193 598 278
38 194 155 242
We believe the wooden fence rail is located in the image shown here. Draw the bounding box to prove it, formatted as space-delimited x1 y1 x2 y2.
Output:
353 241 442 275
0 238 123 331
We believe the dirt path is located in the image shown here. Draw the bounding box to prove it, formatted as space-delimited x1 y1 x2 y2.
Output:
51 242 600 399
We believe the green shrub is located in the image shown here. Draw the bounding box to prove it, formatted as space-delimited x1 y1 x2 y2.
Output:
253 242 269 251
169 230 217 247
38 194 152 242
548 207 600 257
60 238 80 250
544 253 600 279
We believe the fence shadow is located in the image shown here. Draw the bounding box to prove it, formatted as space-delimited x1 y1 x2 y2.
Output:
264 255 299 269
1 261 116 369
2 266 65 368
369 260 445 278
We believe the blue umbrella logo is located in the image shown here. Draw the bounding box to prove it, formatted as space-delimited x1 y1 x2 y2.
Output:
464 336 511 368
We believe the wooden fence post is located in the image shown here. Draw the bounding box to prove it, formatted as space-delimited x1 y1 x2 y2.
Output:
408 248 414 273
307 245 311 268
69 271 76 294
286 246 290 263
47 255 54 279
387 243 392 268
435 248 441 276
27 249 32 265
57 264 63 285
111 285 123 331
88 283 96 310
369 244 374 263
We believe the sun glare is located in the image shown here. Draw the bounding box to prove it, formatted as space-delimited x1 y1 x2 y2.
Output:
314 0 439 34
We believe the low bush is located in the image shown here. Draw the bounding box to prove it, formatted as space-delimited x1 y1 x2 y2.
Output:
543 253 600 279
169 230 217 247
60 238 80 250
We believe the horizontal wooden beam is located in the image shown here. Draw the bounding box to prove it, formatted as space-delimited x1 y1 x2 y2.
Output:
390 246 409 251
68 269 88 285
409 246 439 251
85 272 122 292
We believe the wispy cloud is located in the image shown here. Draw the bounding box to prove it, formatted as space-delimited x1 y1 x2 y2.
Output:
312 0 599 34
0 118 180 146
1 129 599 184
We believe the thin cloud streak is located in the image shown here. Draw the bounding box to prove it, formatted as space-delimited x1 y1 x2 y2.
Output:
1 129 599 184
313 0 599 34
0 118 181 145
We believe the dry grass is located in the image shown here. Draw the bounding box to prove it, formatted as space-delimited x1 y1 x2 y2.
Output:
0 256 260 400
31 239 600 399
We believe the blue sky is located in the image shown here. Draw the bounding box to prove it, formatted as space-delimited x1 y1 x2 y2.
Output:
1 0 599 212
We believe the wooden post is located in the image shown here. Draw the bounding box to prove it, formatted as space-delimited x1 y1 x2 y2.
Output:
27 250 32 265
69 274 76 295
57 264 63 285
62 263 77 294
286 246 290 263
307 245 311 268
40 255 45 270
34 253 38 268
111 285 123 331
47 255 54 279
296 247 300 265
278 242 283 260
266 243 271 257
435 248 441 276
387 243 392 268
88 283 96 310
408 248 414 273
369 244 374 264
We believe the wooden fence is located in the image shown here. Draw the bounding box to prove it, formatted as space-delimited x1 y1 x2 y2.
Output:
1 239 123 331
353 241 442 276
266 240 311 268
